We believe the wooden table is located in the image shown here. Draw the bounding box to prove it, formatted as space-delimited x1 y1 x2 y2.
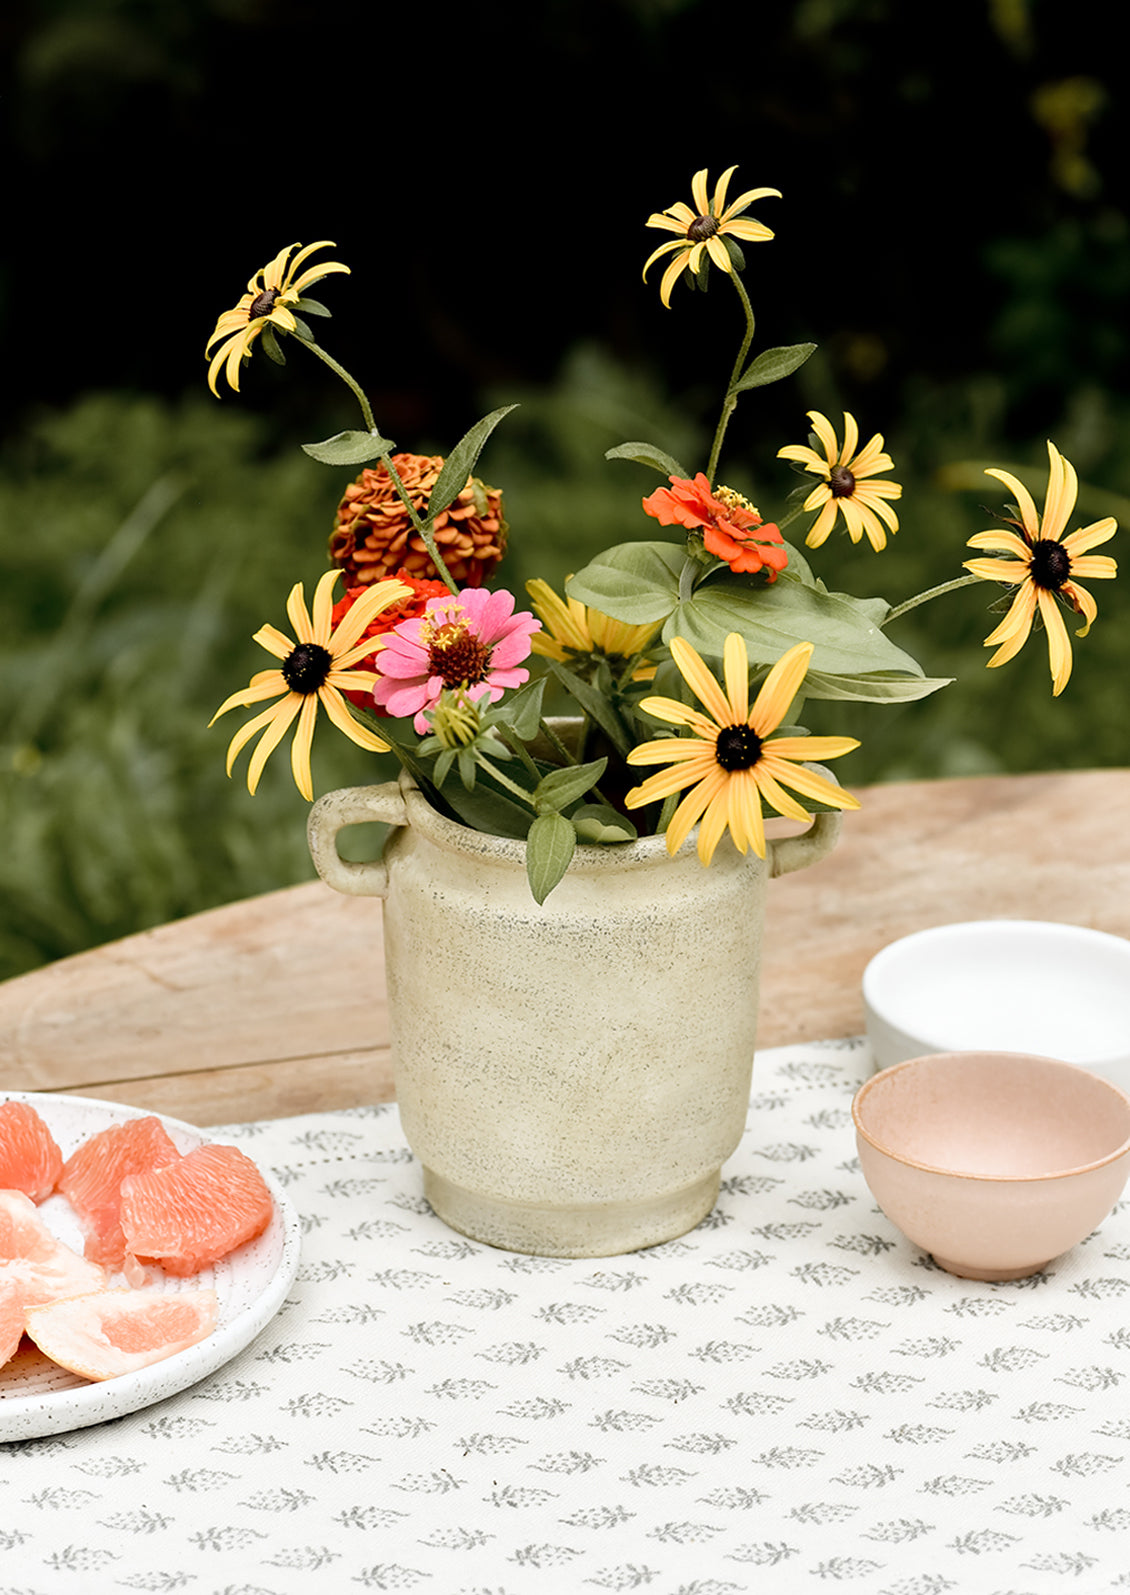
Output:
1 769 1127 1126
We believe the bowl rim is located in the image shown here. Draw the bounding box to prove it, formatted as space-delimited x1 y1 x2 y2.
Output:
864 918 1130 988
852 1051 1130 1182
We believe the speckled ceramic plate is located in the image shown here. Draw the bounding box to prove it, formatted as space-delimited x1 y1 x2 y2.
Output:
0 1092 301 1441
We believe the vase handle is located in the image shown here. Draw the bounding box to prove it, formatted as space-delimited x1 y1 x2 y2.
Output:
307 782 408 898
768 807 842 878
767 764 847 879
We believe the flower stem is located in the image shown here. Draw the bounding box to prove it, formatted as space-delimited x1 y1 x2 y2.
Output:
705 271 757 485
477 755 539 808
378 453 460 597
297 334 460 597
298 335 378 432
884 573 982 626
536 718 614 809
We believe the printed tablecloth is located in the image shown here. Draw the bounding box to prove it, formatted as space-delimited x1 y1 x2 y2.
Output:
4 1036 1130 1595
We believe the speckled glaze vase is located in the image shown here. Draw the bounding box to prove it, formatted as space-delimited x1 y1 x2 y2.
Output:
307 771 842 1258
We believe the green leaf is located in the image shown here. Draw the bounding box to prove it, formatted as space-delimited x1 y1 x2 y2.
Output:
301 429 396 466
730 343 817 396
259 324 287 366
604 442 690 480
427 405 518 520
548 661 632 757
490 677 546 741
566 542 686 626
664 575 927 679
802 668 954 703
571 804 638 845
294 296 332 318
533 758 608 814
288 314 314 342
721 236 746 273
526 811 577 904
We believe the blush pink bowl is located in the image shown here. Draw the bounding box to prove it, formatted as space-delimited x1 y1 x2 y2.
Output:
852 1052 1130 1281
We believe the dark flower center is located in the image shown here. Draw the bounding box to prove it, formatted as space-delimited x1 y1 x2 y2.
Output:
715 724 763 772
829 465 856 498
687 214 720 243
283 642 333 694
249 286 280 319
429 624 490 687
1029 538 1072 591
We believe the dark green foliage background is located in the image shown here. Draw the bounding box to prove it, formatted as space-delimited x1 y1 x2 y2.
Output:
1 0 1127 978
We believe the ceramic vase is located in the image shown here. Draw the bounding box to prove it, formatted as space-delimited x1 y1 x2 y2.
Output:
307 772 841 1257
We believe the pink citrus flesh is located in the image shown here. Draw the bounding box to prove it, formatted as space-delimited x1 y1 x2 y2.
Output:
24 1288 219 1380
0 1101 64 1203
1 1189 106 1367
58 1115 182 1266
121 1144 274 1276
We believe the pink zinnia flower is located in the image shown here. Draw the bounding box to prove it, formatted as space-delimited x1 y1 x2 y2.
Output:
372 587 541 733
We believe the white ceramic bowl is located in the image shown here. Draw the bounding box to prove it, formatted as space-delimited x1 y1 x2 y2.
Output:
863 920 1130 1085
853 1051 1130 1280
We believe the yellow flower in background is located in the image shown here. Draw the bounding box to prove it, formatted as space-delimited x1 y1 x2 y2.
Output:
526 579 659 673
964 441 1117 696
778 411 902 551
211 570 410 800
624 635 860 864
206 241 350 396
643 166 780 308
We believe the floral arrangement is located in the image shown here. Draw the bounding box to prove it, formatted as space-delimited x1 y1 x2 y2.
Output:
206 171 1118 902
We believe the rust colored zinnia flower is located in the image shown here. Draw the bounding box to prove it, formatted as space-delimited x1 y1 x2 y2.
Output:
328 454 508 588
330 568 451 708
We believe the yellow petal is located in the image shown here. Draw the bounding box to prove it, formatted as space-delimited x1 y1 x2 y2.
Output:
669 636 732 727
765 735 860 761
283 693 318 800
722 633 749 723
807 412 839 467
839 412 859 467
985 466 1039 540
209 673 287 724
319 683 390 753
697 784 735 864
331 577 412 660
311 569 338 644
252 623 297 661
728 767 768 857
285 581 314 645
710 165 738 214
966 529 1032 560
659 248 694 307
1041 441 1078 543
759 755 860 811
777 443 826 473
666 768 726 858
750 642 813 737
627 735 719 766
963 556 1028 585
804 498 839 549
1062 517 1117 556
1037 588 1073 695
1061 579 1098 636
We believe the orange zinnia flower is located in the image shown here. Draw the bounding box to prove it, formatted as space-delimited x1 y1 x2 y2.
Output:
642 473 788 579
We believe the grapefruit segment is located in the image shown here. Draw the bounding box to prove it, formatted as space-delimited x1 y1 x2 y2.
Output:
120 1143 274 1276
58 1115 182 1266
24 1288 219 1380
1 1190 106 1367
0 1101 64 1203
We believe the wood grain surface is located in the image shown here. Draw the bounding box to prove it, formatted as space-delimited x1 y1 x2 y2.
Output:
1 769 1126 1124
